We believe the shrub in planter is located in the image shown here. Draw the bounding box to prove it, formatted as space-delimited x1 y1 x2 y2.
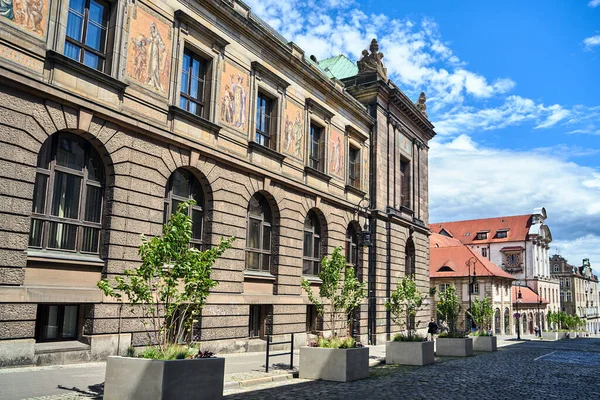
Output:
467 296 496 352
384 276 433 365
300 247 368 381
436 285 472 356
98 201 235 400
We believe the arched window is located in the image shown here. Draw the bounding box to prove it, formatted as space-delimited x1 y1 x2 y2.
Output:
302 210 321 276
246 193 272 272
164 169 204 248
29 132 105 254
405 238 416 278
346 223 358 266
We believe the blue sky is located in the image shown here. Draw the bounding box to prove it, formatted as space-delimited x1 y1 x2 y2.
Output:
246 0 600 270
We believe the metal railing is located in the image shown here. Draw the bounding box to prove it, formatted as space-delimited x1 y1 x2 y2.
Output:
265 333 294 373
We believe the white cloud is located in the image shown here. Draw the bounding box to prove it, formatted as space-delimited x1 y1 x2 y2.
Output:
589 0 600 8
430 137 600 267
583 35 600 50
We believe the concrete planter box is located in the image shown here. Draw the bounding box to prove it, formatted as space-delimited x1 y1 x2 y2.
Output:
568 332 579 339
299 346 369 382
385 340 434 365
436 338 473 357
103 356 225 400
542 332 567 340
471 336 497 352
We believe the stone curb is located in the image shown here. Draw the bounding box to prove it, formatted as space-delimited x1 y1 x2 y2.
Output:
224 373 295 390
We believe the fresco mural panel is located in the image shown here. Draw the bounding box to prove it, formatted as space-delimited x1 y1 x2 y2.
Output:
282 100 304 159
329 128 344 180
126 4 172 94
0 0 49 39
220 60 250 132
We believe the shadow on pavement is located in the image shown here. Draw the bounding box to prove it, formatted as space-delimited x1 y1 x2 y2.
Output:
57 381 104 399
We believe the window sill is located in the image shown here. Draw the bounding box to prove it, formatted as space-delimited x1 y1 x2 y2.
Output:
345 184 366 197
244 270 276 281
304 166 331 182
302 275 322 284
169 106 221 134
46 50 127 91
27 249 104 266
248 141 285 162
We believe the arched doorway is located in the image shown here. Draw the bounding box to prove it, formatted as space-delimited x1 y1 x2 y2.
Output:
495 308 501 334
504 308 510 335
522 314 527 336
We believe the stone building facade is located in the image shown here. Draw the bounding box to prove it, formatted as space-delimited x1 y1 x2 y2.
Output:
429 233 516 335
0 0 435 365
550 255 600 333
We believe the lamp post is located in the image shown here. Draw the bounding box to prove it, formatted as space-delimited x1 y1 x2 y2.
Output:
466 257 478 332
538 291 543 337
516 287 523 340
354 197 371 340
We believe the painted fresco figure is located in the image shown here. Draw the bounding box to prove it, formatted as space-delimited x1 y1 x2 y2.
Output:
18 0 43 33
330 135 341 175
0 0 14 20
131 35 148 81
293 111 302 157
220 84 234 124
283 115 292 153
146 22 166 91
231 74 246 128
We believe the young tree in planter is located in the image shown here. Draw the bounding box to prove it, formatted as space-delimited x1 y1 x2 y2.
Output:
467 296 494 335
385 276 425 341
301 247 367 344
436 284 462 337
97 200 235 356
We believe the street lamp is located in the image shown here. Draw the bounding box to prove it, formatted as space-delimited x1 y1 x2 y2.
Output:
353 197 371 340
466 257 478 332
516 287 523 340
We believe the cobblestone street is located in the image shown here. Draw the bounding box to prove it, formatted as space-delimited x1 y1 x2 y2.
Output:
225 339 600 399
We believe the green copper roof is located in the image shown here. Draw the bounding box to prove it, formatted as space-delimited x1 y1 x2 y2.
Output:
317 54 358 80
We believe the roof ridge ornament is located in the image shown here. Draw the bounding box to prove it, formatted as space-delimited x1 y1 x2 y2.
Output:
415 92 427 117
357 38 388 81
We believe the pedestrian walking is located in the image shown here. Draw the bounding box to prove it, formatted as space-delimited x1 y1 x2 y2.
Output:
427 318 438 341
534 325 539 337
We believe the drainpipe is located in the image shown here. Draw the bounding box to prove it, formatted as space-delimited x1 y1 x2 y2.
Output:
367 102 378 345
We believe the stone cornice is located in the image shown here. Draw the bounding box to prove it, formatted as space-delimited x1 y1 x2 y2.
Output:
193 0 375 128
174 10 230 51
251 61 290 89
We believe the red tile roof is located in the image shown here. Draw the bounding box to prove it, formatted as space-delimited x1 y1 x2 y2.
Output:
513 286 549 304
430 215 532 245
430 233 516 280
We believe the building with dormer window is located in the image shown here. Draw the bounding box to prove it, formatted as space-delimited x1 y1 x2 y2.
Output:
431 207 560 316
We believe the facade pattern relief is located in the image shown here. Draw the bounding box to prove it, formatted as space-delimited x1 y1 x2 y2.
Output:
127 3 172 94
282 99 304 159
0 0 48 38
220 60 249 131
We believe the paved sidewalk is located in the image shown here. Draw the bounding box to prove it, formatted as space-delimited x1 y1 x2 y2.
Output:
0 345 386 400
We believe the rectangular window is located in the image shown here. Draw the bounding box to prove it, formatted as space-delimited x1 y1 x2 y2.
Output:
473 282 479 295
248 305 263 338
309 124 324 172
476 232 488 240
566 292 572 302
440 283 450 293
255 92 275 149
180 49 208 117
560 278 564 287
566 280 570 287
306 305 318 333
482 248 488 257
496 230 508 239
400 160 410 208
348 146 360 188
36 304 79 342
65 0 109 71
